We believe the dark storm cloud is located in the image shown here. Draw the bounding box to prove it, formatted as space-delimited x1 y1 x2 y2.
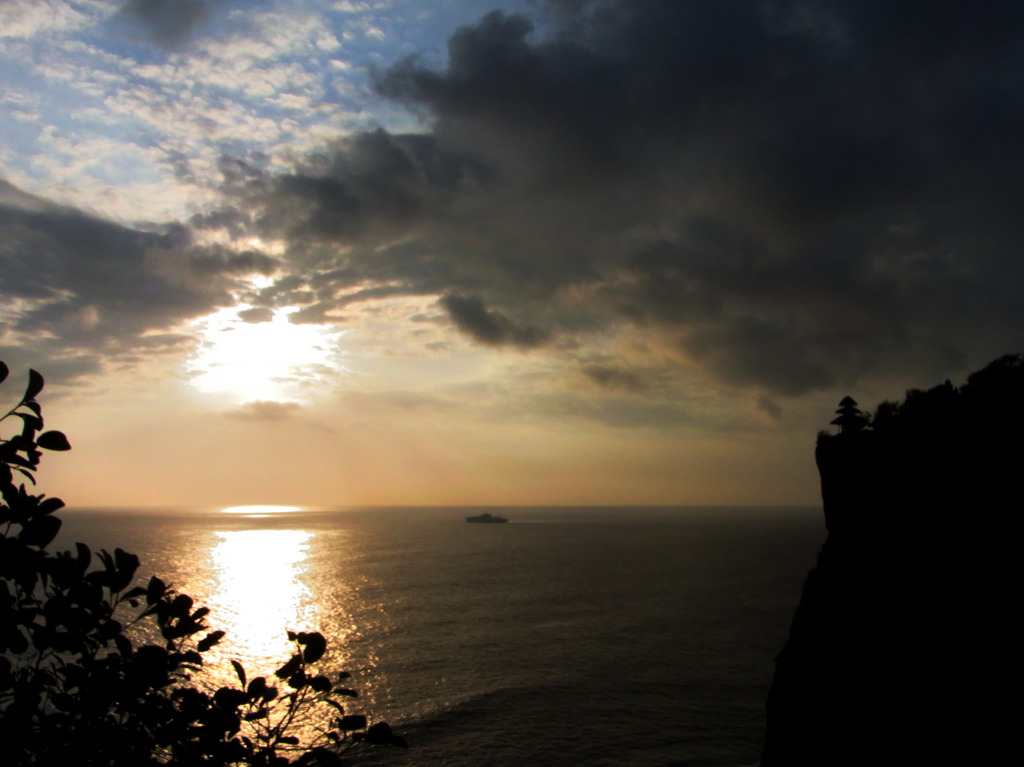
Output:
580 365 647 394
756 395 784 422
237 307 274 324
439 294 547 348
0 180 266 384
532 391 692 431
115 0 220 48
217 0 1024 394
189 249 278 277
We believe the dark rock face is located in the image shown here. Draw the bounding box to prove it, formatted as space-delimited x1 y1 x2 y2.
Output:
761 355 1021 766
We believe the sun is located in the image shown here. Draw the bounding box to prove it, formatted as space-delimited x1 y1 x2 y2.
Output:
185 304 347 405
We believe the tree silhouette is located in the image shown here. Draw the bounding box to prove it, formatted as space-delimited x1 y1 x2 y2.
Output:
829 395 868 434
0 362 405 766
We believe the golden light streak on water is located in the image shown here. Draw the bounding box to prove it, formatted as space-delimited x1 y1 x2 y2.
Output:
206 529 318 670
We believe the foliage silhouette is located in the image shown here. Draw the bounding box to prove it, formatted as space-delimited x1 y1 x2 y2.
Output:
0 362 405 766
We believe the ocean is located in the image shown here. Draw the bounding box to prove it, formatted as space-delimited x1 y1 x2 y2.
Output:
55 506 824 767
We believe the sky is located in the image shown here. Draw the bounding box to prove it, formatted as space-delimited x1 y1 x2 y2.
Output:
1 0 1022 509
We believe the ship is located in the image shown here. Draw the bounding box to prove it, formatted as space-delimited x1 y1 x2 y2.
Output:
465 512 508 523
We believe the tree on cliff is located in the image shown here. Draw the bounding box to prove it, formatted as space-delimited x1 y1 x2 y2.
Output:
829 395 868 434
0 362 405 766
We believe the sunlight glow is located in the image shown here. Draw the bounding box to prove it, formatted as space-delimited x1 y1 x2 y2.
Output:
207 529 318 665
185 304 347 404
220 505 304 515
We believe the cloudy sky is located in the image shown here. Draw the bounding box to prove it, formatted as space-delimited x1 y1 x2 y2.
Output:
2 0 1021 509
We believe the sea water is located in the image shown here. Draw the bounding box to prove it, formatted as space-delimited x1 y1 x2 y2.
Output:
55 506 823 767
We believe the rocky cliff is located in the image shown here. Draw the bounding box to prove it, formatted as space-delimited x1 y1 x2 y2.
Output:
760 355 1020 766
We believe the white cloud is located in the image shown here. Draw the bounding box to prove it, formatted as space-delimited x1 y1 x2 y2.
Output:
0 0 470 227
0 0 102 39
330 1 390 13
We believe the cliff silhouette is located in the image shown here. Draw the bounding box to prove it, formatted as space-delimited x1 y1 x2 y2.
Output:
761 354 1021 766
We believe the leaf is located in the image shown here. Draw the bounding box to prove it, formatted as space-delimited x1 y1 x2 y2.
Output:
170 593 194 618
213 686 250 710
275 653 302 679
122 586 147 601
14 412 43 433
365 722 406 748
110 548 140 592
37 431 71 451
135 644 169 670
38 496 65 516
332 687 359 698
364 722 392 743
231 659 247 689
324 699 345 714
300 631 327 664
298 747 343 767
114 634 134 657
247 676 267 700
309 675 332 693
146 576 166 605
75 542 91 575
0 361 8 385
337 715 367 731
20 515 61 548
7 453 36 470
197 630 225 652
24 369 44 402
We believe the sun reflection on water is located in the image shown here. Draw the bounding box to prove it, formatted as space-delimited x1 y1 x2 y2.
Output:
220 505 304 517
207 529 318 669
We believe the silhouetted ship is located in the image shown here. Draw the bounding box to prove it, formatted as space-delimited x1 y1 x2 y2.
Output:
465 512 508 524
